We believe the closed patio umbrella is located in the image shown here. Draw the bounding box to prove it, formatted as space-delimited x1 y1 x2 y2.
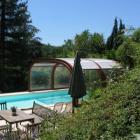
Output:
68 52 86 112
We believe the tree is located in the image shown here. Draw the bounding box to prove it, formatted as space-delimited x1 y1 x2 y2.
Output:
0 0 6 92
41 43 56 58
90 33 105 53
106 18 125 50
62 39 75 57
116 39 135 68
63 39 74 50
0 0 41 92
74 30 91 57
116 19 125 47
119 19 125 34
132 28 140 43
106 18 118 50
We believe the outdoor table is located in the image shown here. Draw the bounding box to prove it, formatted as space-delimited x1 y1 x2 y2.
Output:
0 109 34 138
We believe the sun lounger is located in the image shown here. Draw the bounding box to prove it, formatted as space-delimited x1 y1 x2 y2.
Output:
62 102 72 115
53 102 64 113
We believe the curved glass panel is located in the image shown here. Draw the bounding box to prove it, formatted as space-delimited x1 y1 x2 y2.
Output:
54 64 71 88
30 64 53 90
30 63 71 90
84 69 101 90
29 59 119 91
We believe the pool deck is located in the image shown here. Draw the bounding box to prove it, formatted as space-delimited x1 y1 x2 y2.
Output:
0 88 67 97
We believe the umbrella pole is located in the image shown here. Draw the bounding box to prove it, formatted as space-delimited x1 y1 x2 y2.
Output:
72 98 79 113
72 98 75 113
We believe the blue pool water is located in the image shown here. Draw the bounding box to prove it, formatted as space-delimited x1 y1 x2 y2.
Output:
0 90 71 109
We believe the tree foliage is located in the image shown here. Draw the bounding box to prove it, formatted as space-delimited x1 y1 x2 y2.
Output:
106 18 125 50
74 30 91 57
42 30 106 58
0 0 41 92
115 29 140 68
90 33 105 53
132 28 140 43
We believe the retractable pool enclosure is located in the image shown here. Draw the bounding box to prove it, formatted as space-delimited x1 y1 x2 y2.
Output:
29 58 120 91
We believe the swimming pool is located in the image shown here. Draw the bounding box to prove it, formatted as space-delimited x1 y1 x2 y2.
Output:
0 90 71 109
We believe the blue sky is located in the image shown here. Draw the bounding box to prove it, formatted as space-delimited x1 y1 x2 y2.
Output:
28 0 140 46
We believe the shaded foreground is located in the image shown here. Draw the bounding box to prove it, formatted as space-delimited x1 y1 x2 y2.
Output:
40 67 140 140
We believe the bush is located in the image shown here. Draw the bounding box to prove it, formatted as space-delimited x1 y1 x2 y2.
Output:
40 66 140 140
116 39 140 68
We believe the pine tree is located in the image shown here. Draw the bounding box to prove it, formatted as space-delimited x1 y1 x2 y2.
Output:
106 18 118 50
0 0 41 92
106 18 125 50
112 18 118 36
0 0 9 92
116 19 125 47
119 19 125 34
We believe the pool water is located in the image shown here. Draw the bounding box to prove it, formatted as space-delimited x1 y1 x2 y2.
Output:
0 90 71 109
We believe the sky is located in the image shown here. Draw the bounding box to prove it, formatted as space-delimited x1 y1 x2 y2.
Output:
28 0 140 46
